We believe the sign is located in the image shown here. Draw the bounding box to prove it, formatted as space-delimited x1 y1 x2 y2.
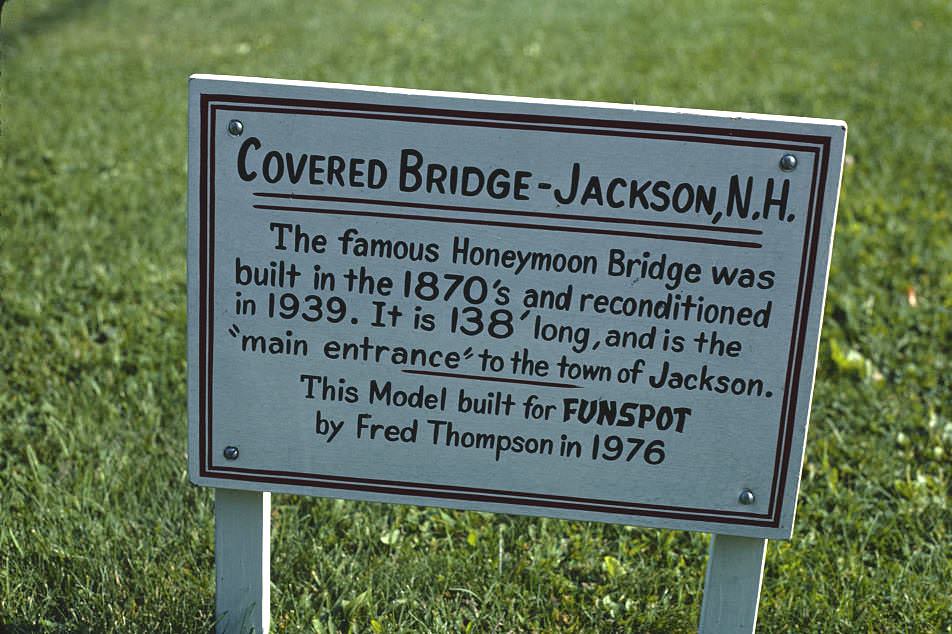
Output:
188 75 846 539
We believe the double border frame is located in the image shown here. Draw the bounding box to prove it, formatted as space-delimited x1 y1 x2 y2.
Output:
194 91 834 532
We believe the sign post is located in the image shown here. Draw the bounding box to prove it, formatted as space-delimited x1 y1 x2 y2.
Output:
700 535 767 633
214 489 270 634
187 75 845 632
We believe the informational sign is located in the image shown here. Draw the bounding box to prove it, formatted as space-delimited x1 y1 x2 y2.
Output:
187 75 846 539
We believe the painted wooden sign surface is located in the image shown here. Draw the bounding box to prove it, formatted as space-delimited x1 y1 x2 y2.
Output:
187 75 845 539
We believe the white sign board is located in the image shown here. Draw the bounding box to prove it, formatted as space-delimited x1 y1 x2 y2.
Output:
188 75 845 539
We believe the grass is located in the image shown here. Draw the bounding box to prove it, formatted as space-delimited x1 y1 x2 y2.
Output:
1 0 950 631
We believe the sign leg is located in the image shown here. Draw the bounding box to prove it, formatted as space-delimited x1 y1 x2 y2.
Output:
698 534 767 634
215 488 271 633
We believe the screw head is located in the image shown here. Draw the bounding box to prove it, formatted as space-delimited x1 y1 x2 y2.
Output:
779 153 798 172
223 446 240 460
738 488 756 505
227 119 244 136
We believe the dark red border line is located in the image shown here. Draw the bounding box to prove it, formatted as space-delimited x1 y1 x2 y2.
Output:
202 468 776 524
207 93 831 144
223 103 819 156
206 106 219 473
197 94 830 529
253 192 765 236
765 149 821 516
198 96 208 476
771 140 832 521
207 463 768 519
252 203 763 249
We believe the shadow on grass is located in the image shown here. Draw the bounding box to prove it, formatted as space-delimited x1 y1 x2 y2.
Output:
1 0 108 45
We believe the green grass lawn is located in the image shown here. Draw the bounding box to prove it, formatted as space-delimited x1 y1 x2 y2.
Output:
2 1 950 631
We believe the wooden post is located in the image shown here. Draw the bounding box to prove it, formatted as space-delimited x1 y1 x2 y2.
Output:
215 488 271 633
698 534 767 634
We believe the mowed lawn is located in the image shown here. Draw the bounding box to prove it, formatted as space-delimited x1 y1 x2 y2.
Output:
2 1 950 631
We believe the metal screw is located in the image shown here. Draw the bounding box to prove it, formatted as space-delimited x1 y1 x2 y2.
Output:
779 153 798 172
738 489 756 505
227 119 244 136
223 446 240 460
